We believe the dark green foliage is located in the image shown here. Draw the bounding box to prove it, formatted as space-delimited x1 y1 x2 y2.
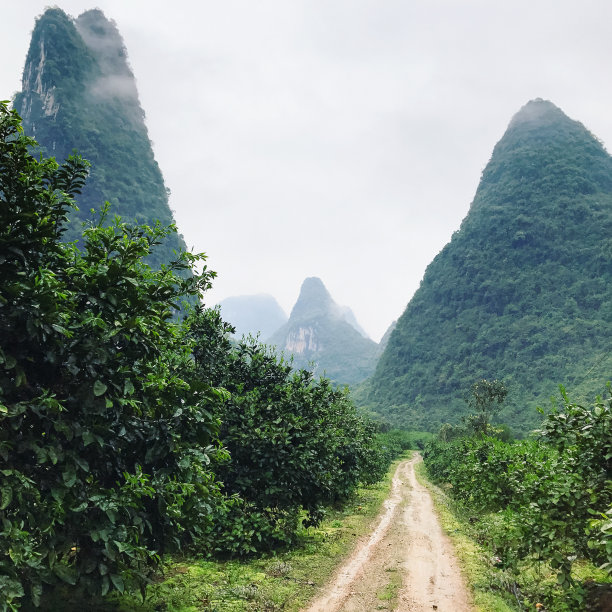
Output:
366 99 612 433
13 8 185 268
187 307 389 555
376 429 433 454
0 103 224 608
423 387 612 607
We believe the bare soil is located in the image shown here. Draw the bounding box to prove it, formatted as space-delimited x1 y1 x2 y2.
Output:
304 455 472 612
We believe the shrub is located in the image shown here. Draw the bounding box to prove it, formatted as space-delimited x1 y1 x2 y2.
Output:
0 103 224 608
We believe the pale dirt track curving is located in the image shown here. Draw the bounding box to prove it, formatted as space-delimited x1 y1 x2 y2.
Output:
304 454 472 612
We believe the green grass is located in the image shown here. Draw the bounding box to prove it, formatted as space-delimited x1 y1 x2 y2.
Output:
376 566 401 609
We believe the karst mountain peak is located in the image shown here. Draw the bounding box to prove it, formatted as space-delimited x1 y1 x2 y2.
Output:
366 99 612 432
269 277 378 385
290 277 336 321
13 7 185 268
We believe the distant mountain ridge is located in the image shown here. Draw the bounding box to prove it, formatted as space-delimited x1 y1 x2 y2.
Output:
365 99 612 432
269 277 378 385
13 8 185 267
217 294 287 340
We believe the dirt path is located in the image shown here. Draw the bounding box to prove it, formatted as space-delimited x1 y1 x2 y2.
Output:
304 454 471 612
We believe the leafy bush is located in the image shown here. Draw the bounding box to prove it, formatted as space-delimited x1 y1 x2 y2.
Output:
423 387 612 606
0 102 225 608
187 307 387 553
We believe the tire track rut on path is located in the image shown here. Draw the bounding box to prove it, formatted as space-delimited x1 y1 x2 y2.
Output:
304 454 471 612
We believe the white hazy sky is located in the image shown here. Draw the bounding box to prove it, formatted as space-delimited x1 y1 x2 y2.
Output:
3 1 612 341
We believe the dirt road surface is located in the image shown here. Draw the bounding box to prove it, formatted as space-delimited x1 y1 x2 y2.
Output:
304 454 471 612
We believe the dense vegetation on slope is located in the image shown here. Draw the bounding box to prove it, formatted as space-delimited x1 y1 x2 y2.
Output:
365 99 612 433
13 8 185 267
0 105 393 609
423 386 612 610
269 277 379 386
186 308 390 554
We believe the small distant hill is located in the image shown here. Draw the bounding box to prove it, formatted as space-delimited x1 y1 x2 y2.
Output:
13 8 185 267
365 99 612 433
268 277 379 386
217 295 288 340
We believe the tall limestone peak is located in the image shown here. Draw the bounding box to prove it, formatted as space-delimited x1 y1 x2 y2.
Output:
75 10 133 76
13 8 185 267
507 98 569 130
18 9 92 125
290 277 337 321
472 98 612 213
365 100 612 432
269 278 378 385
74 10 141 122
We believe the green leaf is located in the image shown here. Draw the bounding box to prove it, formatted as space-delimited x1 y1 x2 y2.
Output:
110 573 125 593
51 323 69 336
15 367 27 387
93 380 107 396
0 485 12 510
75 457 89 472
62 466 77 488
31 581 43 607
101 574 110 596
54 564 78 585
50 486 65 502
48 446 58 465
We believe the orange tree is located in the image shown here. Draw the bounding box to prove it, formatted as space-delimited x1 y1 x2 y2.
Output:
187 307 387 555
0 102 225 608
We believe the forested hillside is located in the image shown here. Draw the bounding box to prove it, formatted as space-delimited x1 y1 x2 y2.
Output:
365 99 612 433
13 8 185 267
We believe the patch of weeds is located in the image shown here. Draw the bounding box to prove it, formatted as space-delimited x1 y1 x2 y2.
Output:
417 460 612 612
266 561 292 578
376 566 401 608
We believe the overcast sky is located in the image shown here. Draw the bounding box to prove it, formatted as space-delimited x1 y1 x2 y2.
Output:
3 1 612 340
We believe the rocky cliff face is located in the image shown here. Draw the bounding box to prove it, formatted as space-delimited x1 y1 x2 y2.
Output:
13 8 185 267
269 277 378 386
284 326 320 353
